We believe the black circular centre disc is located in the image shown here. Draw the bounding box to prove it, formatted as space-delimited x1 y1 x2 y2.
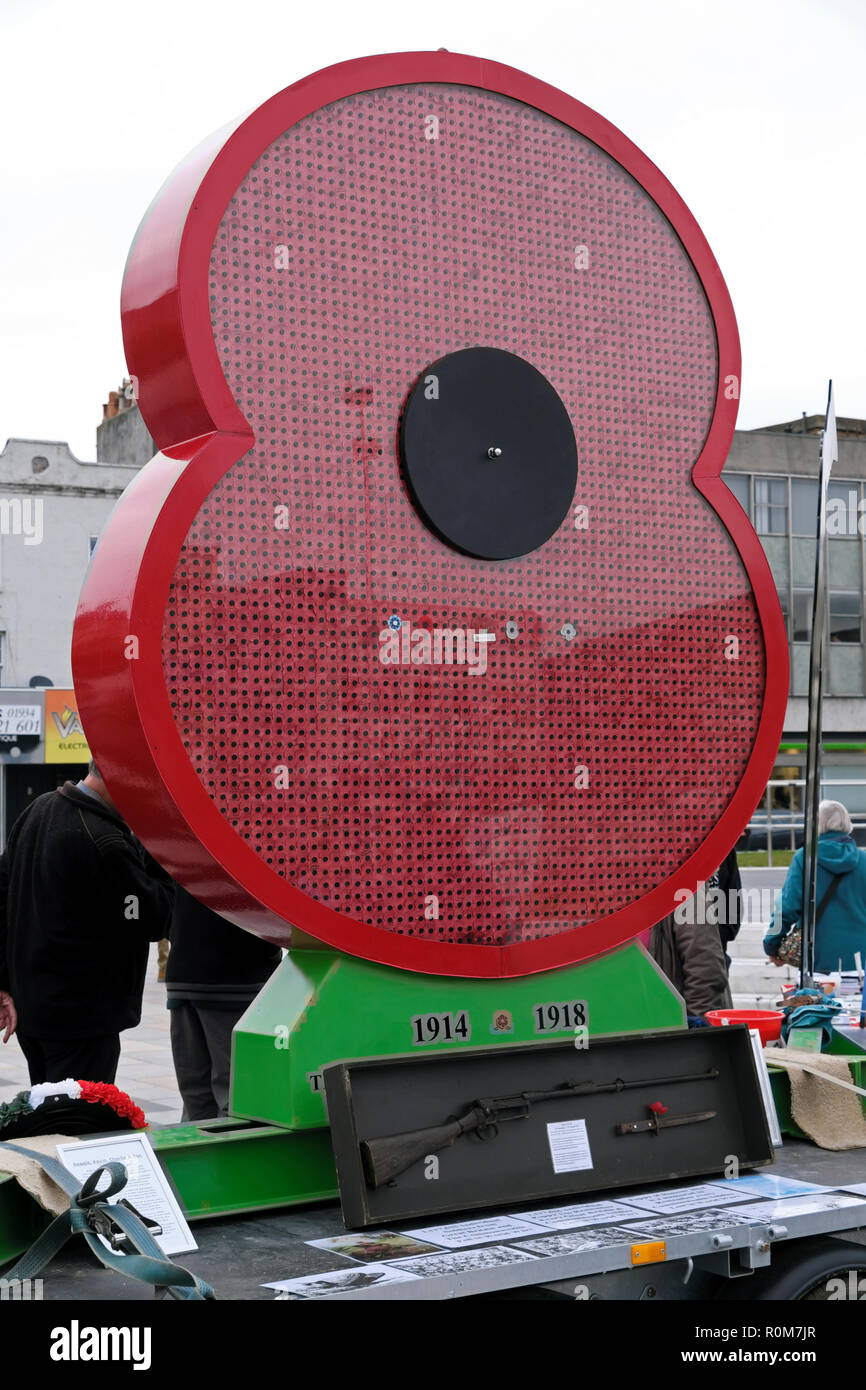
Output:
400 347 578 561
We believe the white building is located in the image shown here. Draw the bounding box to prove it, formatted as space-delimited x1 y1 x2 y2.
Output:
0 436 138 687
0 387 152 837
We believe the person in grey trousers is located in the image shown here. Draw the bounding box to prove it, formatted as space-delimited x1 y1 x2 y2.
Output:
165 885 281 1120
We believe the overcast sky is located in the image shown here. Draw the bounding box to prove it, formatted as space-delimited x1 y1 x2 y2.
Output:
1 0 863 460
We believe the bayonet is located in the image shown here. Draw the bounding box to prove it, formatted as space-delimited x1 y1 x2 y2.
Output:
616 1108 717 1136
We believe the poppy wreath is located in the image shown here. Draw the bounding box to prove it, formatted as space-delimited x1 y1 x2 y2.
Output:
0 1079 147 1140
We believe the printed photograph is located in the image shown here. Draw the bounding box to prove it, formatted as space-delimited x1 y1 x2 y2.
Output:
264 1264 417 1299
512 1227 638 1256
306 1231 441 1262
387 1245 538 1276
623 1210 746 1237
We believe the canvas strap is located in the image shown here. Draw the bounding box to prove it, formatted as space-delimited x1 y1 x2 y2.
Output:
0 1141 213 1299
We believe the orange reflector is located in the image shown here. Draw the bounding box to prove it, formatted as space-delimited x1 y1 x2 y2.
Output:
631 1241 666 1266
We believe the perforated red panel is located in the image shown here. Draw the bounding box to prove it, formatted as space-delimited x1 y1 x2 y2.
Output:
166 84 757 946
73 52 788 976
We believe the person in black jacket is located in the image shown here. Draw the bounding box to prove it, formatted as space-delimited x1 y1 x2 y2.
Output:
709 847 742 967
166 886 281 1120
0 762 174 1084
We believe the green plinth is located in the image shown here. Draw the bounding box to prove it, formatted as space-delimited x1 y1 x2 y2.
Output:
230 940 685 1128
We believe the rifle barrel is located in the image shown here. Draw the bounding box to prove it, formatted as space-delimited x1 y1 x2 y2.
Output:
519 1066 719 1107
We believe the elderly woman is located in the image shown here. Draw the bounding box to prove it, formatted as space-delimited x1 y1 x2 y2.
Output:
764 800 866 973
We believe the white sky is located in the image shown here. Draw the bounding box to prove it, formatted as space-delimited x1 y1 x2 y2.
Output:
1 0 863 460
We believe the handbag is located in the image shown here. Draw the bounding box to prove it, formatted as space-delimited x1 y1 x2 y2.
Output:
776 872 842 968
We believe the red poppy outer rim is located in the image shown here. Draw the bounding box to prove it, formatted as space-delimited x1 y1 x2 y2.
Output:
72 50 789 978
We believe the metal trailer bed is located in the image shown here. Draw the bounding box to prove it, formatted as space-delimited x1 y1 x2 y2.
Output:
8 1137 864 1302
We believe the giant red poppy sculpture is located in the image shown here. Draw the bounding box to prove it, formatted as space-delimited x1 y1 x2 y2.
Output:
72 52 787 977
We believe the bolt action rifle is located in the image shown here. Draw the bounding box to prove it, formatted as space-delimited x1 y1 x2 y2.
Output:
360 1067 719 1188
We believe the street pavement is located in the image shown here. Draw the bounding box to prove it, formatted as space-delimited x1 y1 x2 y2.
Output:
727 867 796 1006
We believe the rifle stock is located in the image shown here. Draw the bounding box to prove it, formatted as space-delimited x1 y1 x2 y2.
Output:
361 1117 469 1189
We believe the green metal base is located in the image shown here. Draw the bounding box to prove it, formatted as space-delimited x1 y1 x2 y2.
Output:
230 941 685 1129
150 1120 336 1220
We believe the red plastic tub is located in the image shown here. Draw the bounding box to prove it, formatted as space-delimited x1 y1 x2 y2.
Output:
705 1009 784 1045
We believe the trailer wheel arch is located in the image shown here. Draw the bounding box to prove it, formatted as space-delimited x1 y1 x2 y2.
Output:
716 1237 866 1300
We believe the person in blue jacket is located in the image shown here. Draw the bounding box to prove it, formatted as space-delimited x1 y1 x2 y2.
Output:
764 800 866 973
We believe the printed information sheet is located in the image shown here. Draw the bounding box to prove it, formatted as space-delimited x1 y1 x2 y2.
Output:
616 1183 747 1214
546 1118 593 1174
709 1175 826 1199
56 1132 196 1256
403 1215 549 1248
511 1198 654 1229
725 1194 866 1222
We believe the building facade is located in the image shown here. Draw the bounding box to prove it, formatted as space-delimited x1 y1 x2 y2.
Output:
0 385 152 838
724 416 866 831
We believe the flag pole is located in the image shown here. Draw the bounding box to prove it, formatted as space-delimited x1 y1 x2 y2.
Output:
800 381 837 987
